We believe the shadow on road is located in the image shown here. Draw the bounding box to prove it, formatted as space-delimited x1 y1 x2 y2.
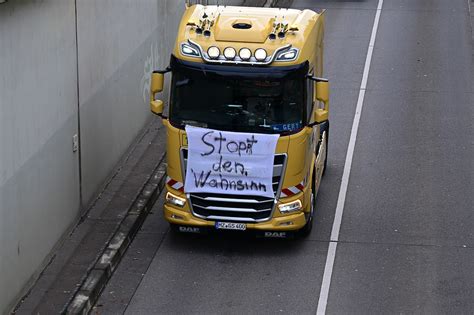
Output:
166 229 308 258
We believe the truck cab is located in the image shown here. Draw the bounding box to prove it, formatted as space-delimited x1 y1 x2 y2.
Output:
150 4 329 237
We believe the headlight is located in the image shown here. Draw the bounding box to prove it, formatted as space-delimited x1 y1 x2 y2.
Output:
207 46 220 59
239 48 252 61
278 200 302 214
254 48 267 61
166 192 186 208
223 47 236 60
180 43 200 58
275 48 298 61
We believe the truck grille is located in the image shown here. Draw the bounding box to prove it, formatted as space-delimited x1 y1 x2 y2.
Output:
181 149 286 222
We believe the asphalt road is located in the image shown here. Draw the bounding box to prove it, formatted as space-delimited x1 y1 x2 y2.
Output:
94 0 474 313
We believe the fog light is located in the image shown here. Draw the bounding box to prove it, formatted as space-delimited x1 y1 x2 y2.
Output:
166 192 186 208
239 48 251 60
207 46 220 59
223 47 236 60
171 214 184 220
254 48 267 61
278 200 302 213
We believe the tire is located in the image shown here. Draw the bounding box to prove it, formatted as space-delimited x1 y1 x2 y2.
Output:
297 173 316 238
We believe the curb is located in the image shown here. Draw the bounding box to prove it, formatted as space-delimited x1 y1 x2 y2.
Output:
62 157 167 314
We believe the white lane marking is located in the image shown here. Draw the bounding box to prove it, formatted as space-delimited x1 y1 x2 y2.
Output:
316 1 384 314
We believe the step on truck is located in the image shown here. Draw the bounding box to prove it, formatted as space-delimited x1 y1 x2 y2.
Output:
150 4 329 238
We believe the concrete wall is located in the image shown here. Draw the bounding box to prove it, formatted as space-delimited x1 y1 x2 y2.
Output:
0 1 80 312
0 0 184 312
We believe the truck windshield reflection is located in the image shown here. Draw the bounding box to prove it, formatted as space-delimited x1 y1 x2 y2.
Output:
169 59 306 134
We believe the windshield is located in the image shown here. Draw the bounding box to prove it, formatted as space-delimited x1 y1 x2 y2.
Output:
169 57 307 134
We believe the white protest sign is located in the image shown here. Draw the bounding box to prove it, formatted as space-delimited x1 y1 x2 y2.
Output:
184 126 279 198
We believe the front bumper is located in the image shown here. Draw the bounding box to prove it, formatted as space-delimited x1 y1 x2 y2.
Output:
164 202 307 232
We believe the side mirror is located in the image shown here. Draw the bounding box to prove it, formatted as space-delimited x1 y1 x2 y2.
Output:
314 81 329 123
150 70 168 117
307 76 330 125
151 99 164 116
316 80 329 108
151 72 163 95
313 108 328 123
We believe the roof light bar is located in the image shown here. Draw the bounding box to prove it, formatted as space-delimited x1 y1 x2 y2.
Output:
187 40 291 65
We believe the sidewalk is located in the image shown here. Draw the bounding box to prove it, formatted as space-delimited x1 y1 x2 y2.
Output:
14 118 167 314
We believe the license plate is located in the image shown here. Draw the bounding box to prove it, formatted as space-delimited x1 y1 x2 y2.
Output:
215 222 247 231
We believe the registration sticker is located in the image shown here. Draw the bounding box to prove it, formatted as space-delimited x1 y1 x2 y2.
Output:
215 222 247 231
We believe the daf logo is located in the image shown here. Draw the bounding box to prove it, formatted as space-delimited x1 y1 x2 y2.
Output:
264 231 287 238
179 226 200 233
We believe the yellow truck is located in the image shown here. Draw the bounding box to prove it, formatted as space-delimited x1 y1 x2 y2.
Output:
150 4 329 237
